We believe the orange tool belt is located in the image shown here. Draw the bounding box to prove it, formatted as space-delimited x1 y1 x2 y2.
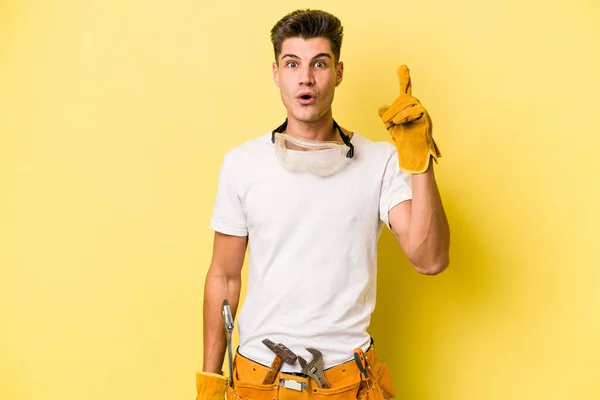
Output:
226 341 397 400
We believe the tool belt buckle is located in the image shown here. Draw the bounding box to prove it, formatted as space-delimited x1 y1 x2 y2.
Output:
279 378 307 392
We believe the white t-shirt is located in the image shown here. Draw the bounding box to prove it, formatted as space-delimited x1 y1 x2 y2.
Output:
210 131 412 371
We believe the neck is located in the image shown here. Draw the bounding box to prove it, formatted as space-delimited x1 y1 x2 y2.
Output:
285 112 339 143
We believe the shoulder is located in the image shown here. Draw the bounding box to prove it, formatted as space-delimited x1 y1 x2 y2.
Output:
351 132 397 161
222 132 273 164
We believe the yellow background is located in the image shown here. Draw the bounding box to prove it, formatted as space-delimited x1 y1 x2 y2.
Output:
1 0 599 399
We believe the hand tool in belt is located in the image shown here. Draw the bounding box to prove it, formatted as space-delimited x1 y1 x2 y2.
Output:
353 347 371 390
221 299 234 387
298 348 330 388
261 339 298 384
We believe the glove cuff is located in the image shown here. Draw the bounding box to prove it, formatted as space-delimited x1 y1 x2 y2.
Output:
198 371 227 380
196 371 227 399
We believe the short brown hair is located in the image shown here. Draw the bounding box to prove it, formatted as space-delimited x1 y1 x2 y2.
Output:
270 9 344 64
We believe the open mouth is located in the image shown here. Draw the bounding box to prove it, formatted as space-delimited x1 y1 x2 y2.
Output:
297 94 315 105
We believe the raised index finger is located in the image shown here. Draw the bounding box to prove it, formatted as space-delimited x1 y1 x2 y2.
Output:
397 64 412 96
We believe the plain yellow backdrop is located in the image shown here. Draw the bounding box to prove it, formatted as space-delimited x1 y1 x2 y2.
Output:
1 0 599 399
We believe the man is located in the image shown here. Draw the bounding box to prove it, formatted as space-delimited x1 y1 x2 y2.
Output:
196 9 449 400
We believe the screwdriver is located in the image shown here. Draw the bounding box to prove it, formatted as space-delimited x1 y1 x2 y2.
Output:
353 347 370 390
222 299 234 388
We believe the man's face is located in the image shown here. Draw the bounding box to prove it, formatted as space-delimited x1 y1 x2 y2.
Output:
272 37 343 125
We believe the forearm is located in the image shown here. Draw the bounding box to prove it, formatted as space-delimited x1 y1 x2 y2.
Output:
202 268 242 374
408 162 450 274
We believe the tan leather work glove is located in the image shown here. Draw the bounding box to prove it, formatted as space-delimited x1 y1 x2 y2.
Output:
195 371 227 400
378 65 441 174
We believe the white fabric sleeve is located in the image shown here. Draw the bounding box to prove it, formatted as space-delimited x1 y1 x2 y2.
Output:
379 150 413 229
210 152 248 236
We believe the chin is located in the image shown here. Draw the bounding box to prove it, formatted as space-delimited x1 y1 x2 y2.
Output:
292 109 327 124
295 116 320 123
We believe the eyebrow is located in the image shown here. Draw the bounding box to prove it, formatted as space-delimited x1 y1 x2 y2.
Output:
281 52 332 61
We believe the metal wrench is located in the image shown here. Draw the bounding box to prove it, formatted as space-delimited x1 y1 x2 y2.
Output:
298 348 330 388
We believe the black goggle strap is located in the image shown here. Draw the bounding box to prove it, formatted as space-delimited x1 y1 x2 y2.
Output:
270 118 354 159
334 120 355 159
270 118 289 141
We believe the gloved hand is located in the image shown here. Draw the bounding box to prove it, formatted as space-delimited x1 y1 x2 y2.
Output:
378 65 441 174
196 371 227 400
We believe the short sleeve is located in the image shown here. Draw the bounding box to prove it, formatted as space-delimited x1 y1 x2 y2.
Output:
210 152 248 236
379 150 413 229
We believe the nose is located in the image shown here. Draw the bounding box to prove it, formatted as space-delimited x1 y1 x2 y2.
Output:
298 65 314 86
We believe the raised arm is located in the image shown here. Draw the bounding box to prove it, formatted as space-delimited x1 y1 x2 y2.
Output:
378 65 449 275
388 162 450 275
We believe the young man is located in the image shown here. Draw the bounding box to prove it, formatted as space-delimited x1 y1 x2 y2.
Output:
196 9 449 400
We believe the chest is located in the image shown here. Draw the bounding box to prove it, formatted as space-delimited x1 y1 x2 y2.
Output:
242 168 381 236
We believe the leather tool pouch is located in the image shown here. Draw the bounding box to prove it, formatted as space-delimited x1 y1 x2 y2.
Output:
226 345 397 400
357 346 397 400
358 362 396 400
225 356 278 400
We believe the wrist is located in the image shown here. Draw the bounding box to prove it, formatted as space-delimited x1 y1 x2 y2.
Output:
411 157 435 176
202 363 225 375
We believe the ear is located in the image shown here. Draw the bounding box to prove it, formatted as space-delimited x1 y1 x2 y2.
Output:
272 61 280 87
335 61 344 87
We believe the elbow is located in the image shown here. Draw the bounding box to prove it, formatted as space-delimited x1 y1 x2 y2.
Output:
411 255 449 276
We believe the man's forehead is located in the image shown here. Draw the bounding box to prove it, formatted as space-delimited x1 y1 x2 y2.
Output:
280 37 333 58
